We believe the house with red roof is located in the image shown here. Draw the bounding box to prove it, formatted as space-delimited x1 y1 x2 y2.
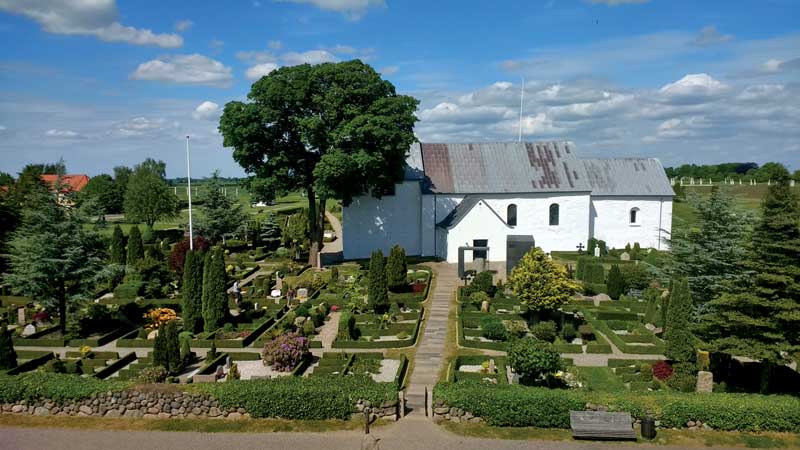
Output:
40 174 90 206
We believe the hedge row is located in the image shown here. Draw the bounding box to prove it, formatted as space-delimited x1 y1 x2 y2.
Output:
196 375 396 420
590 320 664 355
0 373 129 403
434 382 800 432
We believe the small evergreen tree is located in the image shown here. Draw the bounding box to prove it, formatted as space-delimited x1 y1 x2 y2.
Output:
0 321 17 370
587 238 597 256
126 225 144 266
164 320 182 374
386 244 408 292
607 264 624 299
664 278 695 363
202 249 228 333
508 247 580 311
110 225 126 264
182 250 205 333
329 266 339 283
179 336 192 367
259 214 282 250
368 250 389 313
632 242 641 260
152 323 168 370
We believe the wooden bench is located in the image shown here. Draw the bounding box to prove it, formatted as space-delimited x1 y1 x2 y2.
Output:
570 411 637 440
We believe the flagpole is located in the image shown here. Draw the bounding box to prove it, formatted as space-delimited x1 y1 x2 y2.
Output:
518 76 525 143
186 135 194 250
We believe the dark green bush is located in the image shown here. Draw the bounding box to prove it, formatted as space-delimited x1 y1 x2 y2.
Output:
530 321 557 343
480 316 508 341
465 271 495 297
0 373 128 403
113 281 144 299
197 375 396 420
561 323 576 342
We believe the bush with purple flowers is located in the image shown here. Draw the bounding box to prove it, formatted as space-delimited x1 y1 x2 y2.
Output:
261 332 309 371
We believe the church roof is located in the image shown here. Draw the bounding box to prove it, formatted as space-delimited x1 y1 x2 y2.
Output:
406 141 673 197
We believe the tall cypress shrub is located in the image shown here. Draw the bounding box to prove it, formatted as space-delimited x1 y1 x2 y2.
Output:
607 264 624 299
153 320 182 375
368 250 389 313
110 225 126 264
202 249 228 333
126 225 144 266
665 278 695 363
386 244 408 292
0 321 17 370
182 250 205 333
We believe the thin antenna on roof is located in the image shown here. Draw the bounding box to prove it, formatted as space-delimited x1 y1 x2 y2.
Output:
518 76 525 143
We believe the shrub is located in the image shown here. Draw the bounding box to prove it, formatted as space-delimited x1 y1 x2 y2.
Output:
202 249 228 333
152 320 182 375
329 266 339 283
587 238 598 256
507 338 562 384
182 249 206 334
561 323 577 342
466 271 495 297
113 281 144 300
198 375 396 420
652 361 674 380
620 264 652 291
607 264 624 299
480 316 508 342
578 324 594 340
507 248 579 311
530 321 557 343
386 244 408 292
367 250 389 314
0 321 17 370
302 319 315 337
110 225 126 265
665 278 695 363
505 321 527 339
261 332 309 372
469 291 490 309
206 342 218 362
227 363 240 381
41 358 66 374
0 373 128 403
667 370 696 392
138 366 168 383
584 263 605 284
126 226 144 266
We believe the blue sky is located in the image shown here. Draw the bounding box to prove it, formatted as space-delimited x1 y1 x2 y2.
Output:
0 0 798 178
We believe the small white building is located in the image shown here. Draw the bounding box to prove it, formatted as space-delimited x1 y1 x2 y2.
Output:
343 141 673 264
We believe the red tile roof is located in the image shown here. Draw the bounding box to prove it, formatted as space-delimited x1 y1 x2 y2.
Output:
40 174 90 192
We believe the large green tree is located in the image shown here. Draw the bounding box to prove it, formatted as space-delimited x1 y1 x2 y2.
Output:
197 171 246 243
699 168 800 391
219 60 419 266
80 174 124 216
666 188 751 308
123 158 178 229
3 188 105 334
202 249 228 332
508 247 580 311
182 250 205 333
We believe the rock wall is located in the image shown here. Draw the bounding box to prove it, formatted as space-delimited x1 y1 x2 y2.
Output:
1 390 400 421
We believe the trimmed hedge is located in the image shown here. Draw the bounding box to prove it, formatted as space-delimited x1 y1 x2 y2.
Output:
0 372 128 403
435 382 800 432
6 352 54 375
196 375 396 420
68 326 131 347
94 352 137 380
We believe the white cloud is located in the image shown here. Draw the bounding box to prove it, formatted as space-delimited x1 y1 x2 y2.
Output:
329 44 356 54
0 0 182 47
585 0 649 5
112 117 171 137
130 54 233 87
278 0 385 20
245 63 278 80
192 101 220 120
45 128 82 138
281 50 337 65
268 40 283 50
658 74 728 103
693 25 733 47
380 65 399 75
236 50 276 64
174 19 193 32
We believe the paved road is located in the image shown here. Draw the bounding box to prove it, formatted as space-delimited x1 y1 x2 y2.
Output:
0 416 739 450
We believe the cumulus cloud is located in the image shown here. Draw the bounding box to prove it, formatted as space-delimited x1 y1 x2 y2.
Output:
278 0 385 20
0 0 182 47
112 117 173 138
45 128 83 138
658 74 728 103
192 101 220 120
174 19 193 32
130 54 233 87
281 50 337 66
693 25 733 47
245 63 278 80
761 57 800 74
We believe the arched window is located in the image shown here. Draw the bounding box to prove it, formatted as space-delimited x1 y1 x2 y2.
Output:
507 204 517 226
630 207 640 225
549 203 559 226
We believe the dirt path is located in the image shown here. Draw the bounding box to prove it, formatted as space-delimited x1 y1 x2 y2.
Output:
318 311 341 349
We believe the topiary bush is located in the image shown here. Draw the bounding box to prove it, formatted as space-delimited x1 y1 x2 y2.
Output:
138 366 168 383
561 323 577 342
530 321 557 343
261 332 309 372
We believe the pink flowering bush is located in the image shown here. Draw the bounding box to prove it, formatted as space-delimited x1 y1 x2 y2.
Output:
331 305 340 312
261 332 309 372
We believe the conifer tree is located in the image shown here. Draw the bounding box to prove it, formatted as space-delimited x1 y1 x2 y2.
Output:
202 249 228 332
368 250 389 313
126 225 144 266
110 225 126 264
507 247 580 311
182 250 205 333
153 320 182 375
259 213 282 250
664 278 695 363
0 321 17 370
607 264 624 299
386 244 408 292
699 168 800 392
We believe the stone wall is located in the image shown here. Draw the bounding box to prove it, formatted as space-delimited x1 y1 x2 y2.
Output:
1 390 400 421
431 398 484 424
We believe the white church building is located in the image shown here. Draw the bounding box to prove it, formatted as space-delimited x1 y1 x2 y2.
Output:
342 141 674 264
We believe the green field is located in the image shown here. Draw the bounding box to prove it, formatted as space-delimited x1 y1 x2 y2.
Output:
671 184 792 227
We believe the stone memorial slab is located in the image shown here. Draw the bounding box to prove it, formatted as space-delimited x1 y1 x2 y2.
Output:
297 288 309 299
17 307 26 325
696 371 713 393
594 247 601 258
21 324 36 336
570 411 636 440
620 252 630 261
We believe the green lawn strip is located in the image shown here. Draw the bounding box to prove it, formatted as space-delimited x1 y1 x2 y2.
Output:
572 366 626 392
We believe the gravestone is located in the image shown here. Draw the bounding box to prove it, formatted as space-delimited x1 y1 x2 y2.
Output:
594 247 601 258
570 411 636 440
21 323 36 336
17 307 25 325
480 300 490 313
275 277 283 291
215 365 225 379
620 252 630 261
297 288 309 299
488 359 496 374
225 356 232 369
696 371 713 393
270 289 281 298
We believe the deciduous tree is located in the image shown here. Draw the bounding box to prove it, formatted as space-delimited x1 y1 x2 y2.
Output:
123 158 178 229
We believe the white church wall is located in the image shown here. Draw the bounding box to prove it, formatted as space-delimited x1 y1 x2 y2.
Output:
342 181 422 260
590 196 672 251
443 193 591 263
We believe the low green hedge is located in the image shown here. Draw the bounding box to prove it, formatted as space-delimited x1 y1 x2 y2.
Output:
68 326 131 347
595 310 639 321
113 281 144 300
0 372 128 403
553 343 583 353
196 375 396 420
435 382 800 432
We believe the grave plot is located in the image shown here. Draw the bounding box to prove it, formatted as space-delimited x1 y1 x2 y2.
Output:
566 301 666 355
11 303 132 348
307 352 408 386
449 355 509 384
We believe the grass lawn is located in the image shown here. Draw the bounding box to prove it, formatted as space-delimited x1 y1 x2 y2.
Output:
572 366 626 392
671 184 793 227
